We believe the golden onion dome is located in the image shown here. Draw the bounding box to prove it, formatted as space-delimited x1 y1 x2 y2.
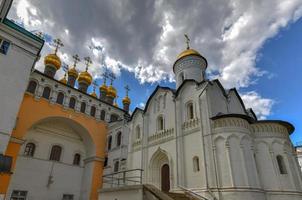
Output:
68 67 78 78
107 85 117 98
60 76 67 84
44 53 61 70
176 48 201 60
78 71 92 85
99 84 108 93
122 96 131 105
90 91 97 98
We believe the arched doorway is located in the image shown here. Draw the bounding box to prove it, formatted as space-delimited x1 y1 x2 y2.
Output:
161 164 170 192
149 148 172 190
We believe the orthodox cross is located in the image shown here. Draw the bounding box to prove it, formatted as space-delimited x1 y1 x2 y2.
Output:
184 34 190 49
72 54 80 67
102 69 109 84
62 63 68 78
84 56 92 71
53 38 64 54
125 85 130 97
109 72 116 85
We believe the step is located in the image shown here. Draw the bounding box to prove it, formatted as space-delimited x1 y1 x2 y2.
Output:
167 192 191 200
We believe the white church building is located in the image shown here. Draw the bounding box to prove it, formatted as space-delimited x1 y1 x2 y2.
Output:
101 46 302 200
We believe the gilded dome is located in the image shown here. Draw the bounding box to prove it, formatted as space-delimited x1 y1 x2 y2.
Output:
90 91 97 98
44 54 61 70
122 96 131 105
176 48 201 60
68 67 78 78
78 71 92 85
100 84 108 93
60 76 67 84
107 85 117 98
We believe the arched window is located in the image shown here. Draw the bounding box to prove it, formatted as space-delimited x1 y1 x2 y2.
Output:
116 132 122 147
276 155 287 174
110 114 119 122
56 92 64 105
135 125 141 139
157 115 164 131
187 102 194 120
108 136 112 150
90 106 96 117
49 145 62 161
24 143 35 157
42 86 51 99
80 102 86 113
193 156 200 172
73 153 81 165
114 161 119 172
69 97 76 109
100 110 106 120
26 81 37 94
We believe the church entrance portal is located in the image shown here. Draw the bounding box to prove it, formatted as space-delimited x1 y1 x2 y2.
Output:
161 164 170 192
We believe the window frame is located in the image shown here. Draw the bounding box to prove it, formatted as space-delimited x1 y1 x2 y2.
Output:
276 155 287 174
10 190 28 200
90 106 96 117
116 131 122 147
69 97 76 109
49 145 62 162
26 80 37 94
73 153 81 166
80 102 86 113
42 86 51 99
24 142 36 157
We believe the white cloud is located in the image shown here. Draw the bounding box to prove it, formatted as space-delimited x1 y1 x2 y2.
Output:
241 91 275 120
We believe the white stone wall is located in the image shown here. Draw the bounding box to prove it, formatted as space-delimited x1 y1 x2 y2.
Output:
0 20 43 153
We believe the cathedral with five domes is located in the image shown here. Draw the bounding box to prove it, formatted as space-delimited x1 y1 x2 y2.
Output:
0 1 302 200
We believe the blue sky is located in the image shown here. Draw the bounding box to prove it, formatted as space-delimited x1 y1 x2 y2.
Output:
7 0 302 144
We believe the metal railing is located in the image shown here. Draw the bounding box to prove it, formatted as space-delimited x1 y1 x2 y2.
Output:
102 169 143 188
178 185 210 200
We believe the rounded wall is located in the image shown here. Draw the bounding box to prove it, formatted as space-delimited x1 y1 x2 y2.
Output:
174 55 207 89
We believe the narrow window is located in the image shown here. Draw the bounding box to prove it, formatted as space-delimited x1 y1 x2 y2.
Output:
49 145 62 161
276 155 287 174
104 157 108 167
80 102 86 113
62 194 74 200
100 110 106 120
136 125 141 139
69 97 76 109
73 153 81 166
24 143 35 157
90 106 96 117
0 39 10 55
187 102 194 120
193 156 200 172
114 161 119 172
42 87 51 99
0 154 12 173
116 132 122 147
157 116 164 131
108 136 112 150
56 92 64 105
26 81 37 94
10 190 27 200
179 72 185 83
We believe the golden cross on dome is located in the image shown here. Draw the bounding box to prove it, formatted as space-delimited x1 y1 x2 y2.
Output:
84 56 92 71
53 38 64 54
72 54 80 67
125 85 130 97
109 72 116 85
184 34 190 49
92 80 98 91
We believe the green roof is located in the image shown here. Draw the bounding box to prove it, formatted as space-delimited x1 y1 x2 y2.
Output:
3 18 44 44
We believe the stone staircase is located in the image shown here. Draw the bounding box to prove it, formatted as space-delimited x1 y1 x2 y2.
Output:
166 192 191 200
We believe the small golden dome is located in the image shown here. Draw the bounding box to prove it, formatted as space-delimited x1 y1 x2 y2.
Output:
107 85 117 98
177 48 201 60
68 67 78 78
78 71 92 85
100 84 108 93
60 76 67 84
122 96 131 104
90 91 97 98
44 54 61 70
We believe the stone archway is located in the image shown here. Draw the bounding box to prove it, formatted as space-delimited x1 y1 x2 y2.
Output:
149 148 171 191
0 95 107 200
